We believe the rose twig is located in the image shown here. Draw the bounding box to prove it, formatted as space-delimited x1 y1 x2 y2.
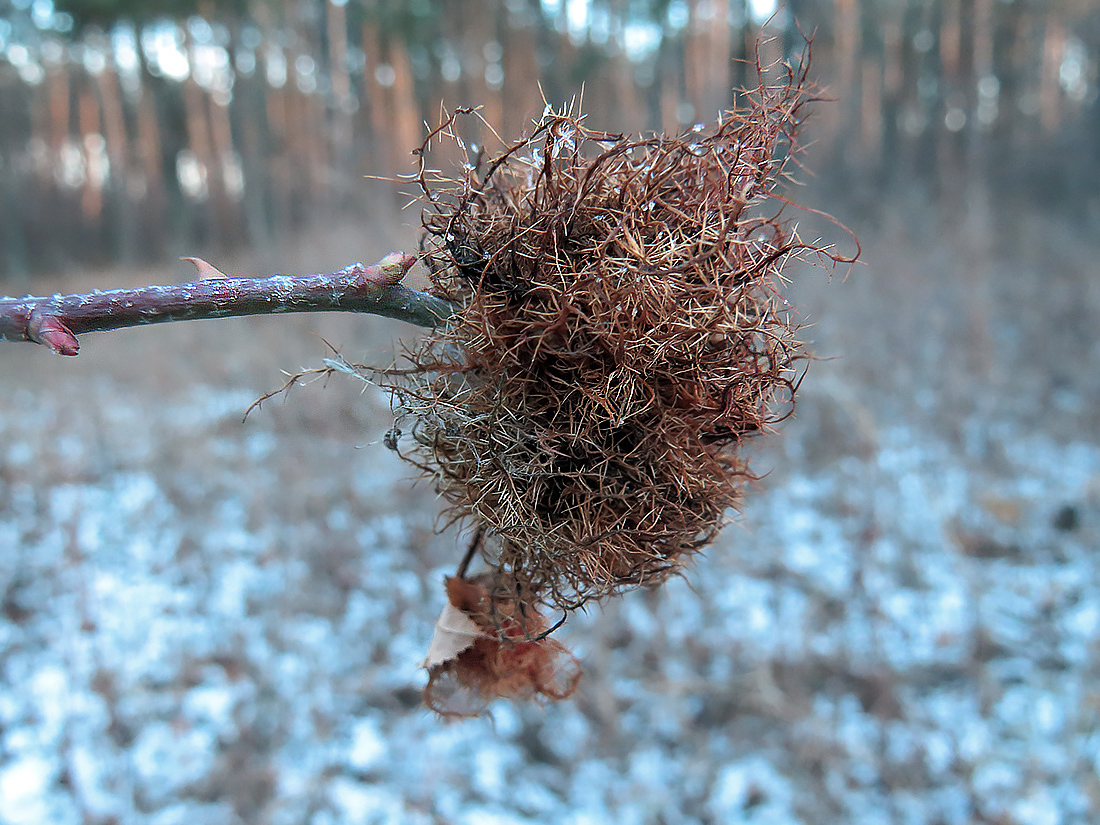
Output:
0 252 452 356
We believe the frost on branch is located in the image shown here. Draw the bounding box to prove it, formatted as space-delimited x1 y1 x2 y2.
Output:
0 251 448 355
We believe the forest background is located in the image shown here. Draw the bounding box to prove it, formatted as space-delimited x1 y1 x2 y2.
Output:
1 0 1096 275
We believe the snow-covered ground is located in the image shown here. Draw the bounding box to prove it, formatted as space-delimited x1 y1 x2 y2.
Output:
0 204 1097 824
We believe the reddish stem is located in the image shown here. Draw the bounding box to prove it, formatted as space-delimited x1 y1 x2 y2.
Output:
0 252 452 356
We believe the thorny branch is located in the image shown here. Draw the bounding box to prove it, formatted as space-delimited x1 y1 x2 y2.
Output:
0 252 453 356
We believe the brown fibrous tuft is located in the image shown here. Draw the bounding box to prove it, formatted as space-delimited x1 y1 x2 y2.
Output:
424 574 581 718
392 48 851 615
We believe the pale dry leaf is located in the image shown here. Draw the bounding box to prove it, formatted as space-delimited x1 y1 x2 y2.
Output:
181 256 231 280
421 601 483 669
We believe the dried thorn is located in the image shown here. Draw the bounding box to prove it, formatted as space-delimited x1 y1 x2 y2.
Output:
180 256 231 280
28 312 79 356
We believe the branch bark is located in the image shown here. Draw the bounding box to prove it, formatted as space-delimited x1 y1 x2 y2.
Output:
0 252 452 356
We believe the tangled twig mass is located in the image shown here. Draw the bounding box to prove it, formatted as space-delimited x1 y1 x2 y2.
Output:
394 50 851 679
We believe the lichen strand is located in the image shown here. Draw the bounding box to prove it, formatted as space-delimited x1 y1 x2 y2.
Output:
397 54 836 612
